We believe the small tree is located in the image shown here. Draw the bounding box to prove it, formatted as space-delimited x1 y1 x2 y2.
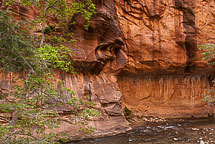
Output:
8 0 96 47
0 1 99 143
0 10 36 73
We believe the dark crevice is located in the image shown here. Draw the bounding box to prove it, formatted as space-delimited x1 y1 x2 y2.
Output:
101 102 119 107
174 0 197 73
73 61 104 75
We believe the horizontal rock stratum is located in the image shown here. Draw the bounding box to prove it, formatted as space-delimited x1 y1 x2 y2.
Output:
1 0 215 137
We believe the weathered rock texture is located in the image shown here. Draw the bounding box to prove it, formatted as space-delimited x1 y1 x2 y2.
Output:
0 0 130 137
115 0 215 117
118 75 211 117
63 0 131 135
1 0 215 137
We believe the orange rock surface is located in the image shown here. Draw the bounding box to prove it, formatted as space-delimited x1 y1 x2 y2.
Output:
115 0 215 118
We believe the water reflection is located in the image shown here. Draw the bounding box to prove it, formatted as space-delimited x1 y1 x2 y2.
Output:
70 119 215 144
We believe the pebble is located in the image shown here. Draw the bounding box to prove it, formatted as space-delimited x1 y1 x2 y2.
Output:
173 138 178 141
128 138 133 142
192 128 199 131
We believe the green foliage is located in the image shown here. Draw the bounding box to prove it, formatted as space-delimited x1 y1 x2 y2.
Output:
79 126 96 134
71 0 96 30
201 84 215 115
33 44 75 74
199 43 215 65
0 0 98 143
124 107 131 116
200 43 215 114
4 0 96 47
0 73 99 143
42 25 56 34
0 11 36 73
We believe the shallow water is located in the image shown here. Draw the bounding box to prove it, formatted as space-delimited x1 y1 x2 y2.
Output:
70 119 215 144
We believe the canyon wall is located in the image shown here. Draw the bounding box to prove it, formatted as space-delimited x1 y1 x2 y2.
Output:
0 0 131 137
1 0 215 137
115 0 215 118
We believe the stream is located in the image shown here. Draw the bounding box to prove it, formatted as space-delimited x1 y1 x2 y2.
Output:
70 118 215 144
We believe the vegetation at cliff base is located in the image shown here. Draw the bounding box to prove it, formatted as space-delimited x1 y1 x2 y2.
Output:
0 0 99 143
200 43 215 115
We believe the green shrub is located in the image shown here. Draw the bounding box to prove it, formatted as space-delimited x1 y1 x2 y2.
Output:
124 107 131 116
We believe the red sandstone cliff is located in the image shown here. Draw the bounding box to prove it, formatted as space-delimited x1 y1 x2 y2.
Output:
1 0 215 137
116 0 215 118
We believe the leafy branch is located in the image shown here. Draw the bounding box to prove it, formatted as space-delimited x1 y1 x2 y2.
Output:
0 1 98 143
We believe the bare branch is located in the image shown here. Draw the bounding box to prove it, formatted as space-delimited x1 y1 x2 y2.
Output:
46 0 58 12
17 53 35 74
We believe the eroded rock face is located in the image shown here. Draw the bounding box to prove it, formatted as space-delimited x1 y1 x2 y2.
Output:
115 0 215 117
64 0 131 134
1 0 215 137
52 72 130 137
118 75 211 118
115 0 215 75
0 0 130 137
